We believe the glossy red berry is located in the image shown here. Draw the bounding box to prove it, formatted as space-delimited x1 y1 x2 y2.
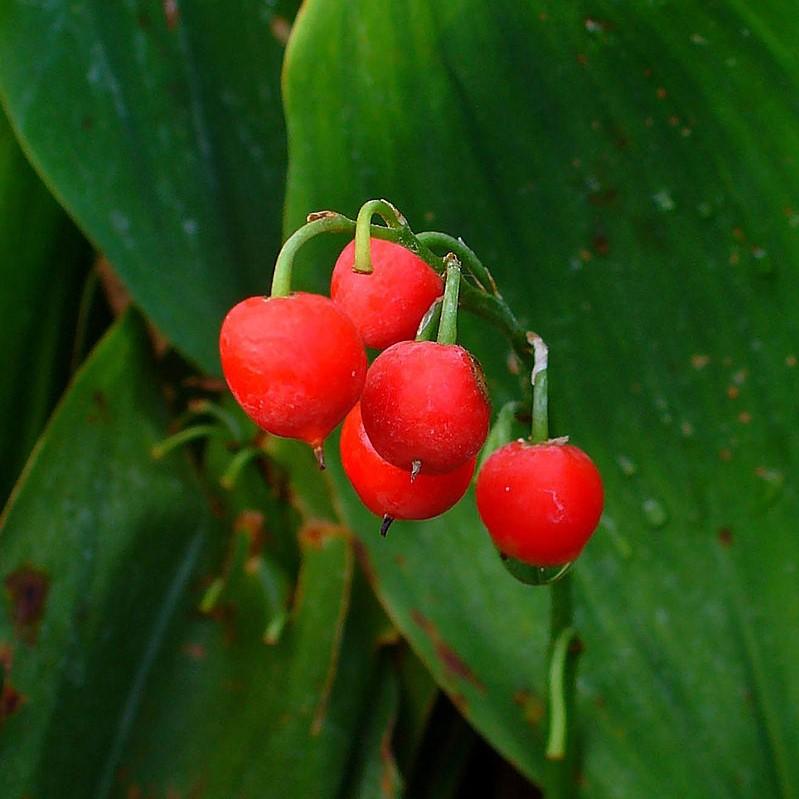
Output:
476 440 604 566
341 403 475 524
330 238 443 349
360 340 491 474
219 292 367 453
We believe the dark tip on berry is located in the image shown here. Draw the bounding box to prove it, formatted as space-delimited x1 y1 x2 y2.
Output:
380 515 394 537
313 445 326 471
410 460 422 482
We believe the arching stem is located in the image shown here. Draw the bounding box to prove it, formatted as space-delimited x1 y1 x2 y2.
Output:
354 199 409 274
151 424 219 459
436 254 462 345
220 446 263 489
270 210 416 297
417 230 498 295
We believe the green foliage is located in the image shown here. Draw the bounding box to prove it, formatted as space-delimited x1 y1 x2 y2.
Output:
284 1 799 796
1 0 799 797
0 109 89 500
0 0 292 373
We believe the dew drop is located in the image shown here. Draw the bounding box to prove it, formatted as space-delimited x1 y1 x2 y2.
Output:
755 467 784 505
653 190 675 212
616 454 638 477
642 498 668 528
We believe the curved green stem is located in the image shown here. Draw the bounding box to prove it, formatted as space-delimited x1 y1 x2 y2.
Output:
546 623 576 760
529 333 549 444
545 574 579 799
220 446 263 489
354 199 408 274
151 424 220 459
271 213 352 296
459 282 531 365
417 230 498 295
185 399 243 442
436 255 462 345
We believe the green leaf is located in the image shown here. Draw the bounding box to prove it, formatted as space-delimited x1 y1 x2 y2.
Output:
0 313 214 797
283 2 799 796
341 654 403 799
0 108 89 500
0 0 294 373
114 404 394 798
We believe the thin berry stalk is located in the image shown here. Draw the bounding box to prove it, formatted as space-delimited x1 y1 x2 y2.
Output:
354 199 409 274
436 255 462 345
530 335 579 799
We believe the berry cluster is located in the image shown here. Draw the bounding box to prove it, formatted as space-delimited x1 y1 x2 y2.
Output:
219 202 604 572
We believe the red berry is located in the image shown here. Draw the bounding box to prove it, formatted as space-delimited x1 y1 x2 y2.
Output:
360 340 491 474
330 238 443 349
219 293 367 451
341 403 475 522
476 440 604 566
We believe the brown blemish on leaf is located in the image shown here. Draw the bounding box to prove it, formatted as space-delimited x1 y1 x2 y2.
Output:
270 15 291 45
181 375 227 392
718 528 733 547
379 706 400 798
5 565 50 645
514 689 545 726
298 521 346 550
182 642 206 660
690 353 710 370
411 610 485 692
88 389 112 424
163 0 179 30
234 510 266 554
588 188 618 207
592 233 610 256
0 643 12 673
1 680 26 725
393 553 407 570
450 692 469 715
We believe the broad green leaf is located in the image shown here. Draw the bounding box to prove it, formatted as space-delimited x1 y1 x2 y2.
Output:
0 0 295 373
0 109 90 500
115 415 394 798
284 2 799 796
0 314 215 797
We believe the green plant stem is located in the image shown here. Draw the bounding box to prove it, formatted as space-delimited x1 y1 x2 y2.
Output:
458 281 531 365
530 333 579 798
151 424 219 459
270 209 532 369
417 230 498 294
436 256 461 345
530 334 549 444
185 399 243 442
271 211 416 297
220 446 263 489
545 575 578 799
354 199 408 274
